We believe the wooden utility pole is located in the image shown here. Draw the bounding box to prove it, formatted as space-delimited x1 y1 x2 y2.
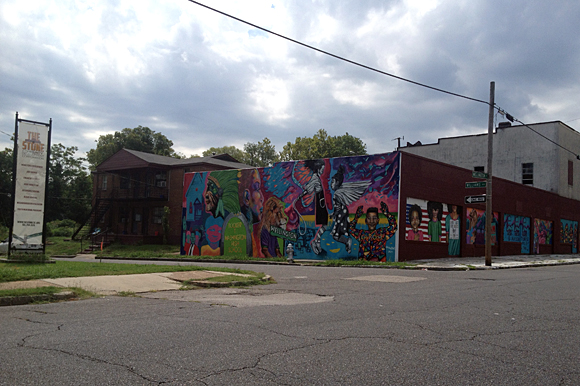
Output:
485 82 495 266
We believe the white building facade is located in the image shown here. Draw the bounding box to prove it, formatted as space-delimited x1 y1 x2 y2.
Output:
399 121 580 200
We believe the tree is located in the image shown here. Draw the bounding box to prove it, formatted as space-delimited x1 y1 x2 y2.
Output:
0 144 92 227
47 144 92 223
202 146 246 162
86 126 178 169
244 137 278 167
202 139 278 167
279 129 367 161
0 148 14 228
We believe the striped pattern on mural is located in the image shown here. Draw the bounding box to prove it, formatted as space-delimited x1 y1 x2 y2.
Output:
405 202 448 243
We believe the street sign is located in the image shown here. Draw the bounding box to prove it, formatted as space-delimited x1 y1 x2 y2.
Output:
466 181 487 188
465 195 486 204
472 171 488 179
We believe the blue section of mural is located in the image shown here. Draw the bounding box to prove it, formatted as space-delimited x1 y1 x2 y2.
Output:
503 214 531 254
560 219 578 253
182 153 400 261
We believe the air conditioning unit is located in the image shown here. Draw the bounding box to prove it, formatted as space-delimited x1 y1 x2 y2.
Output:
157 181 167 187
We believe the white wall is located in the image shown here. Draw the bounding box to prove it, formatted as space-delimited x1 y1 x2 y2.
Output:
400 122 580 200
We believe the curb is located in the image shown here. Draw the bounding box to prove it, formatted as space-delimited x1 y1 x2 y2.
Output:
91 256 580 270
0 291 76 307
97 256 299 266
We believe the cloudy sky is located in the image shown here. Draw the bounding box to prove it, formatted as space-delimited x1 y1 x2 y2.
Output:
1 0 579 159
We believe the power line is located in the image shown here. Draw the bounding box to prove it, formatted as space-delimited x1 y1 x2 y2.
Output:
186 0 490 106
191 1 580 158
496 107 580 158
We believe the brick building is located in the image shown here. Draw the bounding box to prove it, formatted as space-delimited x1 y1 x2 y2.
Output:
82 149 250 245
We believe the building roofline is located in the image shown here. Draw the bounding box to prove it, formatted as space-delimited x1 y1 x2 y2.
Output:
398 120 576 149
96 148 252 172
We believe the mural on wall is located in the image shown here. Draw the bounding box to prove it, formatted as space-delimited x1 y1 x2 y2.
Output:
503 214 531 254
405 198 461 256
465 208 499 246
533 219 553 254
445 204 461 256
560 219 578 253
182 153 400 261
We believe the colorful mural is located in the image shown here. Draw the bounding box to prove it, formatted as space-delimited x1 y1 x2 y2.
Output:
405 199 461 256
182 153 400 261
560 219 578 253
503 214 531 254
533 218 553 254
465 208 499 246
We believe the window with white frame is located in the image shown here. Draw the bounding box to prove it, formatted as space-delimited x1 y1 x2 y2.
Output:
155 172 167 188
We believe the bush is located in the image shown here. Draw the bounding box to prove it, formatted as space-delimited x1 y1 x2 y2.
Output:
0 224 8 240
46 219 78 237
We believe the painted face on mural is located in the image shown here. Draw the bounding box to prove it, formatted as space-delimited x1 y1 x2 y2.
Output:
204 191 218 214
431 208 440 221
410 210 421 231
365 211 379 231
246 170 263 220
261 197 288 231
331 177 338 191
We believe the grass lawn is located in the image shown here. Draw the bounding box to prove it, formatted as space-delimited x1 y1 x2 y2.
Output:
0 260 262 283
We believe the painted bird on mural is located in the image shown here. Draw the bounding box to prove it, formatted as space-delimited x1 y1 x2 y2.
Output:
311 165 370 254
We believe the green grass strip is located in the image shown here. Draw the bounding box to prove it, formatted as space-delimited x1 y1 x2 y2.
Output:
0 261 259 283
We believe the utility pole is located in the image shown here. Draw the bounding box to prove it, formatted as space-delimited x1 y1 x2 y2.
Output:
485 82 495 266
393 136 404 149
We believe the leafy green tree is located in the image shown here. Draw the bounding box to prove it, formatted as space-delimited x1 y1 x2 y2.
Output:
202 146 246 162
0 144 92 227
279 129 367 161
0 148 14 228
244 137 278 167
86 126 178 169
48 144 92 223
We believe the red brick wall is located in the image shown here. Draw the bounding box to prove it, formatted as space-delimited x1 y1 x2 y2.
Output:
398 152 580 261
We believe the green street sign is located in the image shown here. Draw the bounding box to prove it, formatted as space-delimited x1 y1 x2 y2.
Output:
270 226 297 242
466 181 486 188
472 171 488 179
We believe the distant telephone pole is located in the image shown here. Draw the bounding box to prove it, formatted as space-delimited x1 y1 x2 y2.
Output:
485 82 495 267
393 136 404 149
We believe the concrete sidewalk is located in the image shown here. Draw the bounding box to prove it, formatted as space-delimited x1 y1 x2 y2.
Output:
0 270 240 297
411 254 580 270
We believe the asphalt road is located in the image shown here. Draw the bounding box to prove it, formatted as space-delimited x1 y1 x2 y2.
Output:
1 262 579 385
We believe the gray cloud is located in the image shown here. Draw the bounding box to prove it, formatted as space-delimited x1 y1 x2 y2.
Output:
1 0 579 158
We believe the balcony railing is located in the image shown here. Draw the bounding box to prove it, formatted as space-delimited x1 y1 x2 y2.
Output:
106 185 169 200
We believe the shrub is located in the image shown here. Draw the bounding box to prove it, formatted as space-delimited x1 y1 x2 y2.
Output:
46 219 78 237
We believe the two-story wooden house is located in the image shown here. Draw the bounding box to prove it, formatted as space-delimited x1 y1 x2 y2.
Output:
80 149 250 245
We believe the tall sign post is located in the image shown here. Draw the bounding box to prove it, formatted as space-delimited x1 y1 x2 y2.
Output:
8 113 52 257
485 82 495 267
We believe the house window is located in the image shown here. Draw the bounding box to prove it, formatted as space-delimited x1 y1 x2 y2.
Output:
155 172 167 188
474 166 485 172
522 163 533 185
568 160 573 186
153 207 164 224
101 175 108 190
